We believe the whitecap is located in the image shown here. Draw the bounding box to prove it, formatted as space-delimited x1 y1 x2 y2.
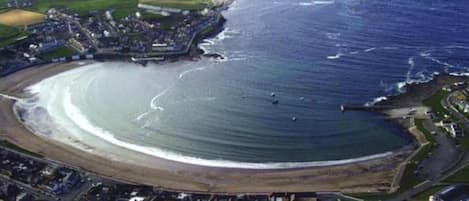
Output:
365 96 388 106
327 53 343 60
364 47 377 52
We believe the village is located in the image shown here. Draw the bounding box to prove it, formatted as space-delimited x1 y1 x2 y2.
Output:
0 0 226 76
2 1 469 201
0 140 358 201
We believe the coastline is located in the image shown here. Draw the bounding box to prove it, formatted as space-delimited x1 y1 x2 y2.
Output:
0 61 411 193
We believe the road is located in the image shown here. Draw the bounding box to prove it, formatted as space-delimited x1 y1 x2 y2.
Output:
387 91 469 201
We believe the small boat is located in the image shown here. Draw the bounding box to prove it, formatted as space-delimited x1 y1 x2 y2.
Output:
270 92 276 97
299 97 305 101
292 116 297 122
272 100 279 105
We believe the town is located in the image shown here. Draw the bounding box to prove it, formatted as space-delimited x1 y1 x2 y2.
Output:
2 1 469 201
0 141 359 201
0 0 227 76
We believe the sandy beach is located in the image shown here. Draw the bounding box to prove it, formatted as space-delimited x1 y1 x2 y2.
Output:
0 62 412 193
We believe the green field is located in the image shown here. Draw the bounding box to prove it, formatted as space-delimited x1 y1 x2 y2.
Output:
139 0 213 10
30 0 138 19
411 186 445 201
444 165 469 183
0 140 43 158
398 119 435 191
39 46 76 60
0 24 27 48
423 89 450 121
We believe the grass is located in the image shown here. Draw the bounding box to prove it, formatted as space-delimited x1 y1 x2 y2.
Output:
29 0 138 19
411 185 445 201
39 46 76 60
443 165 469 183
138 0 212 10
199 26 214 36
459 133 469 152
0 24 27 47
423 89 450 122
415 119 436 144
398 119 436 191
0 140 43 158
149 14 185 30
347 192 396 201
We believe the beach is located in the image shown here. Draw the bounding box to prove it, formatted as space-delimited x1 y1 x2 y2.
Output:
0 61 412 194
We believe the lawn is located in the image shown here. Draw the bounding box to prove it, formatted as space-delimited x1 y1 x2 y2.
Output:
423 89 450 121
39 46 76 60
398 119 435 191
411 186 445 201
0 140 43 158
138 0 212 10
30 0 138 19
443 165 469 183
0 24 27 47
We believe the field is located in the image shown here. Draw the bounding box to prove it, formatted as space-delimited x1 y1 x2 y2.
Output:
39 46 76 60
0 24 27 47
0 140 43 158
423 89 450 121
411 186 445 201
444 165 469 183
30 0 138 19
0 9 45 26
138 0 212 10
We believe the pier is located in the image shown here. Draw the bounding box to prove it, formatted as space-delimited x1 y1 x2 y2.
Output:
340 104 393 112
130 57 165 62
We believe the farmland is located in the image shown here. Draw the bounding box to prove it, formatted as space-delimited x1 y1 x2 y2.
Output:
30 0 138 19
0 24 27 47
0 9 45 26
138 0 213 10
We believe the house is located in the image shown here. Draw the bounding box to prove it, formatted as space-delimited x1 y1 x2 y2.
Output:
37 40 65 53
270 193 317 201
430 185 469 201
456 101 469 113
441 121 464 138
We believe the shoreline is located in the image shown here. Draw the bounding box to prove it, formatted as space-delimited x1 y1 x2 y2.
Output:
0 61 411 193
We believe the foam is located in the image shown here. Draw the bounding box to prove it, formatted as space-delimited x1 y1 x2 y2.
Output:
327 53 343 60
45 89 399 169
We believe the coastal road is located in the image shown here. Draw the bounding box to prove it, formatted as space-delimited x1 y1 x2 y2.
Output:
386 91 469 201
419 119 459 180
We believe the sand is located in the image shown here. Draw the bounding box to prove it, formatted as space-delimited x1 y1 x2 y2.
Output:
0 9 45 27
0 61 411 194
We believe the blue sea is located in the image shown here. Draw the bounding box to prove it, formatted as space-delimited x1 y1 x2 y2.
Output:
17 0 469 168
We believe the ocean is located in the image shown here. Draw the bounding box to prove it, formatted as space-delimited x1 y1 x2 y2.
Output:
16 0 469 168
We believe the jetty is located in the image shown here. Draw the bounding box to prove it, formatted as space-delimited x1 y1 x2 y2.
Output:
340 104 393 112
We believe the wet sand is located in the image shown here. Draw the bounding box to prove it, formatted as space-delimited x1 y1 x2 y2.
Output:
0 62 411 193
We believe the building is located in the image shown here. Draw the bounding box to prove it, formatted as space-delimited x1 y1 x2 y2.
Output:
430 185 469 201
456 101 469 113
441 120 464 138
270 193 317 201
37 40 65 53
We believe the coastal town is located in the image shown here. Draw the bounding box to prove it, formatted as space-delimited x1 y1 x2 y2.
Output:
0 0 227 76
1 1 469 201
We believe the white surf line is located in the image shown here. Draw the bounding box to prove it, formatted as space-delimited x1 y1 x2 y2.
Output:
0 93 21 101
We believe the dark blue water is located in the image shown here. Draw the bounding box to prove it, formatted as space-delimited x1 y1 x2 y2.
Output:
27 0 469 167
